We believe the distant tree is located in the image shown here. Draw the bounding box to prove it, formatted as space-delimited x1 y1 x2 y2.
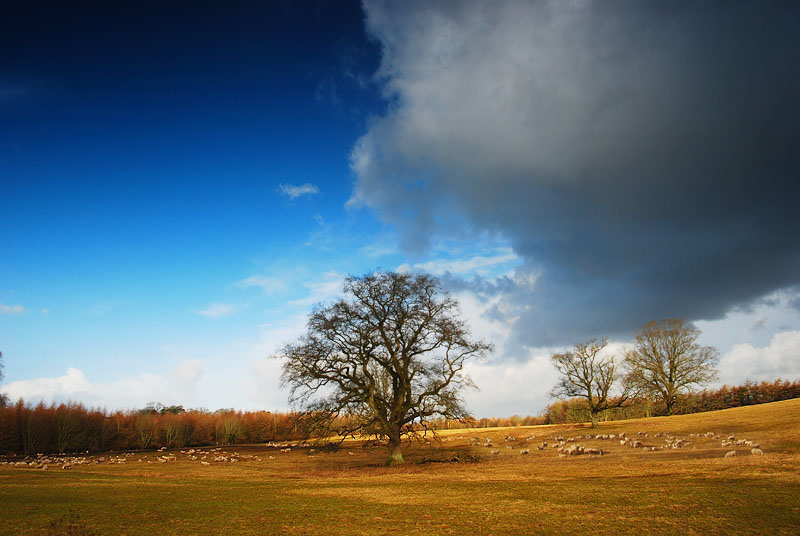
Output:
550 338 628 427
160 405 185 415
276 270 492 465
0 351 7 407
623 318 718 415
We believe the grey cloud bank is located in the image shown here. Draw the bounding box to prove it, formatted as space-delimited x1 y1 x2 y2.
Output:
351 0 800 347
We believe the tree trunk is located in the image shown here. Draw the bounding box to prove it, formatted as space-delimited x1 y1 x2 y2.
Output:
589 411 598 428
387 434 404 466
665 396 676 415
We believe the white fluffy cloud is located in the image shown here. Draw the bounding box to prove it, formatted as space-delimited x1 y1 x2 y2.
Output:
3 360 205 409
717 331 800 386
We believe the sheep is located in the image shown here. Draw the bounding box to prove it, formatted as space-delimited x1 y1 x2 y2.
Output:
520 449 530 455
565 445 584 456
751 448 764 456
491 449 500 455
724 451 737 458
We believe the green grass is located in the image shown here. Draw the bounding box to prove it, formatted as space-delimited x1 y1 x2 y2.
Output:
2 399 800 535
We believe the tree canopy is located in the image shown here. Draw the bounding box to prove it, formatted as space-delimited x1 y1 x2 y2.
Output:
276 271 492 465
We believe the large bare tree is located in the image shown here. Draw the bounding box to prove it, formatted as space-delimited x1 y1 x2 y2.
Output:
550 338 627 427
623 318 718 414
276 271 492 465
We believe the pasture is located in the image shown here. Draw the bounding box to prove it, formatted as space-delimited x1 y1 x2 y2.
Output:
2 399 800 535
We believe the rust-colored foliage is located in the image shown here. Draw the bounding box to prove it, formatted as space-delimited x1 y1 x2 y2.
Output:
0 402 309 455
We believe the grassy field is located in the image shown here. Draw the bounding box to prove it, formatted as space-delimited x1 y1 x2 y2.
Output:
2 399 800 535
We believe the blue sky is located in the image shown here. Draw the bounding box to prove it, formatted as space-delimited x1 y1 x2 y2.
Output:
2 1 800 416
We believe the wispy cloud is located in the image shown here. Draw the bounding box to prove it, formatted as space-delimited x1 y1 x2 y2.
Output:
278 183 319 200
0 303 24 314
237 275 285 294
288 271 344 308
408 250 519 277
194 303 235 318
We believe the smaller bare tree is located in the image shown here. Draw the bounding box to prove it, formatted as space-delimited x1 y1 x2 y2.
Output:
550 338 627 427
623 318 718 414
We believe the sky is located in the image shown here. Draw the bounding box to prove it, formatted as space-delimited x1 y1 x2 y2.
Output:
2 0 799 417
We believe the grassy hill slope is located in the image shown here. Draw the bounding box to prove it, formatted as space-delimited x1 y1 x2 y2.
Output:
2 399 799 535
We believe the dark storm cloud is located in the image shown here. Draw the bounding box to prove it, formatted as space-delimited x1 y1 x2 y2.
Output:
351 1 800 348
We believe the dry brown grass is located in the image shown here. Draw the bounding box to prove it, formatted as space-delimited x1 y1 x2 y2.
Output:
2 399 799 535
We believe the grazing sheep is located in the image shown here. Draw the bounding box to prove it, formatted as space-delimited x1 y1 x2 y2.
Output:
520 449 530 455
565 445 584 456
751 448 764 456
491 449 500 455
724 451 737 458
200 461 210 466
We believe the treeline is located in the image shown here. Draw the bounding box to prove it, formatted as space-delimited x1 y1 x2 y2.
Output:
545 378 800 424
2 379 798 454
0 402 309 455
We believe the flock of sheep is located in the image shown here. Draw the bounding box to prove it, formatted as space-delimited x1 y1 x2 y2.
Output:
461 429 766 459
0 429 767 470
